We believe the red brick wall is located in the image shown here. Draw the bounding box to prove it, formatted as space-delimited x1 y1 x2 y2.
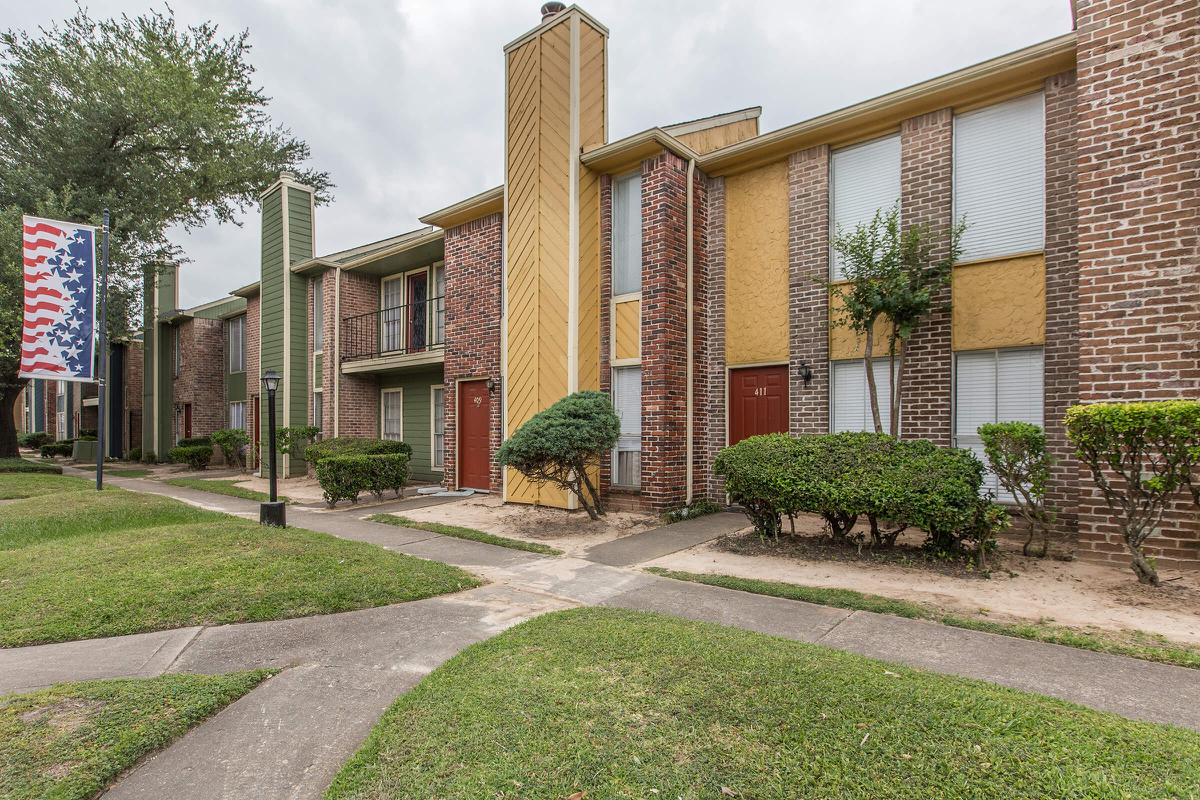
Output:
689 165 710 503
245 295 260 467
1074 0 1200 567
1043 70 1082 546
702 176 726 501
172 317 225 439
124 341 144 454
788 146 831 435
308 271 337 433
640 151 691 511
443 212 504 491
335 270 381 438
899 108 954 445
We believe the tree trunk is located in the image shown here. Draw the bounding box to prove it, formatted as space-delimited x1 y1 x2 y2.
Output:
578 465 605 517
0 382 23 458
890 329 906 438
863 323 883 434
1129 545 1160 586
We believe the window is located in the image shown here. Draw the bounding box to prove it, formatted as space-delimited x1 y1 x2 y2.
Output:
312 391 323 431
955 348 1044 500
312 276 324 352
381 276 404 353
229 401 246 431
432 385 445 469
55 381 66 436
612 172 642 296
432 263 445 346
611 366 641 487
830 358 897 433
830 134 902 280
173 328 181 377
227 316 245 373
381 389 403 441
953 92 1045 262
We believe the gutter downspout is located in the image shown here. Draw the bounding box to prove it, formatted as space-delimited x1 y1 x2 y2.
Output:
685 157 695 505
332 266 342 437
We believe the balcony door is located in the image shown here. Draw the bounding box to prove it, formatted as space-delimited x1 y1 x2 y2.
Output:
381 277 404 353
407 271 427 352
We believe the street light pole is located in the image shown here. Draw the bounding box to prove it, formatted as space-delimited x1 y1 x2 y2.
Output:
259 370 285 526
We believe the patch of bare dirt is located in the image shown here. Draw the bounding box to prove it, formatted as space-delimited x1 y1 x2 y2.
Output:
19 697 104 734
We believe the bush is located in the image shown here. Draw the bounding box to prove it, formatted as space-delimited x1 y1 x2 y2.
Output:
39 440 74 458
18 431 51 449
126 447 142 462
141 449 157 464
169 444 213 470
79 428 98 438
176 436 211 448
0 457 62 474
212 428 250 470
714 432 1002 561
315 453 410 508
278 425 321 458
1066 400 1200 586
497 391 619 520
303 436 411 464
979 421 1053 557
663 498 723 524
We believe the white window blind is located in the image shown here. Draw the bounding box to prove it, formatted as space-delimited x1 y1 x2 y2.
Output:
381 390 403 441
954 348 1044 499
830 134 901 280
381 278 404 353
953 92 1045 262
227 316 245 373
312 277 324 351
432 264 445 345
830 359 896 433
229 401 246 431
312 391 323 431
612 366 641 487
432 386 445 468
612 172 642 296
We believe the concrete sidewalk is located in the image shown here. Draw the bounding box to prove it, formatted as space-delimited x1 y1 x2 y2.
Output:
584 511 746 566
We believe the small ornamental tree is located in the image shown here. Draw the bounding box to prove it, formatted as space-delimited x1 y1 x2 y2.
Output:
828 204 965 435
1066 401 1200 586
497 391 619 520
212 427 250 470
978 421 1053 557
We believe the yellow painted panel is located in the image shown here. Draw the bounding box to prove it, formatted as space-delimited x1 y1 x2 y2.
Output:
676 119 758 155
828 293 896 361
725 160 789 365
578 166 602 390
614 299 640 360
952 254 1046 350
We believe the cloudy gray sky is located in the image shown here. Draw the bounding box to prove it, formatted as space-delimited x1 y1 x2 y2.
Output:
4 0 1073 307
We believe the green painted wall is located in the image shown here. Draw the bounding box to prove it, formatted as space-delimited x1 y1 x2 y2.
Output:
194 297 245 321
380 367 442 482
286 187 313 456
141 264 177 458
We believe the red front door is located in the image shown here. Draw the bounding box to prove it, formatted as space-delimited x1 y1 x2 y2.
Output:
728 366 789 445
458 380 491 491
183 403 193 440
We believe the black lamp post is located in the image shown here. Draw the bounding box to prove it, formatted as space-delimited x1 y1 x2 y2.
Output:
259 370 285 527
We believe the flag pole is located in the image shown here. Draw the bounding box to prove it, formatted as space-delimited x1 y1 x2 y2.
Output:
95 209 110 491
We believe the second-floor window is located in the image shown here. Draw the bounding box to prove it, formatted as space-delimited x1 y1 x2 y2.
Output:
227 315 245 373
173 327 181 377
612 171 642 296
312 276 324 352
830 134 901 280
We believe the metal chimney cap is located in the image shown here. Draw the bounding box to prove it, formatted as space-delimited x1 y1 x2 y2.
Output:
540 2 566 21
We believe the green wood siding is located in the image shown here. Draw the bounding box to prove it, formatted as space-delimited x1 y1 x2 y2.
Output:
193 297 246 321
380 367 443 482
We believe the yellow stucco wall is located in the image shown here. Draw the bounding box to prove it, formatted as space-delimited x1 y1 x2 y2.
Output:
952 254 1046 350
614 299 640 360
725 160 789 366
676 119 758 155
828 292 897 361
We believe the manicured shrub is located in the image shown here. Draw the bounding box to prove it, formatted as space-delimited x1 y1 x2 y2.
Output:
126 447 142 462
39 440 74 458
714 434 806 538
18 431 51 449
0 457 62 474
366 453 410 500
176 436 211 448
141 449 157 464
1066 400 1200 586
303 436 411 464
212 428 250 470
315 453 409 507
979 421 1053 557
497 391 619 520
278 425 321 458
169 444 213 470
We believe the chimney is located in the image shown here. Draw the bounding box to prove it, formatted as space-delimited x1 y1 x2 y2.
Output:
540 2 566 22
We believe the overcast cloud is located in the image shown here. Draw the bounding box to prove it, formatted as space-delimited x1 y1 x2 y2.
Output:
3 0 1073 307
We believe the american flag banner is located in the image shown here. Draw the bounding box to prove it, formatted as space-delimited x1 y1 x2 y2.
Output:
21 215 98 381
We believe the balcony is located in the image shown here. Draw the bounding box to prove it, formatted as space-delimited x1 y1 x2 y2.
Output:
340 296 445 373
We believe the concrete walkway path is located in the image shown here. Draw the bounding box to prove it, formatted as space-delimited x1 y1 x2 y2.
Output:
7 469 1197 798
583 510 746 566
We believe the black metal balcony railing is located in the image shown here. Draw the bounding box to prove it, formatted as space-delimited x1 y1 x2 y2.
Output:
341 296 445 363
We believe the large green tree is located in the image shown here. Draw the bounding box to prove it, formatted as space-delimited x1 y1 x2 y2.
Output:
0 7 331 456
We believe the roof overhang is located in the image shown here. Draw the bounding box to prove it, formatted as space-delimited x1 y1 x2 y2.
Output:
341 227 445 277
699 33 1077 176
420 185 504 229
289 257 341 277
663 106 762 138
580 128 702 174
230 281 260 299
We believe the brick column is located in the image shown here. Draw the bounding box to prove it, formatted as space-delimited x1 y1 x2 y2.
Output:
1074 0 1200 568
335 271 380 439
443 212 504 492
640 151 690 511
1043 70 1081 547
788 146 831 435
245 295 260 468
899 108 954 444
689 166 710 502
703 176 727 501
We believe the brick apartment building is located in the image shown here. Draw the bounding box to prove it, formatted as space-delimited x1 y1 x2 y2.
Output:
133 1 1198 569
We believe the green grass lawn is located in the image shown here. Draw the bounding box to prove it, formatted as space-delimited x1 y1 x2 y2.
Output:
0 475 480 647
646 568 1200 670
368 514 562 556
0 671 271 800
164 476 283 503
0 457 61 475
327 608 1200 799
108 467 151 478
0 473 89 499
